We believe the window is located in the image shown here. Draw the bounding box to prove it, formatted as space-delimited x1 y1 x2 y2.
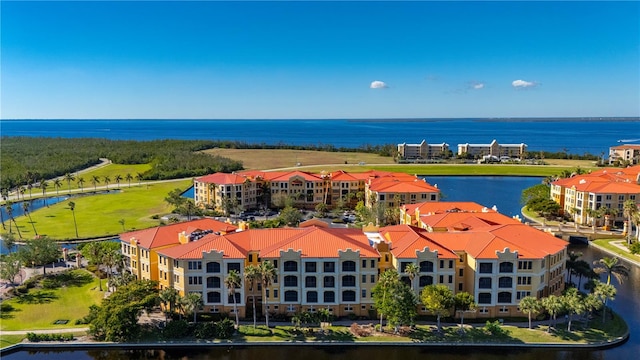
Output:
342 290 356 302
207 291 221 303
342 275 356 287
324 276 335 288
284 290 298 302
188 276 202 285
371 275 376 283
518 261 532 270
248 254 253 262
371 260 375 268
362 290 367 298
228 293 241 304
449 260 454 269
400 262 411 273
420 261 434 272
227 263 241 273
305 262 317 273
478 277 492 289
419 275 433 287
274 289 278 298
207 277 221 288
362 260 367 268
478 293 491 304
499 262 513 273
307 291 318 303
324 291 335 303
479 263 493 274
342 261 356 272
439 275 444 283
305 276 316 288
459 269 463 277
448 275 453 283
362 275 367 283
324 262 335 273
458 283 463 291
206 262 221 273
497 292 512 304
498 277 512 288
439 260 444 269
284 261 298 272
284 275 298 287
273 260 278 268
188 261 202 270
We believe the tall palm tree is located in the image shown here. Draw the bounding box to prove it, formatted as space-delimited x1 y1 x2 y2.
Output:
585 207 603 233
258 260 277 328
90 175 100 192
40 180 49 207
244 264 261 328
208 183 218 209
622 199 638 245
593 281 617 324
53 178 63 196
64 173 75 194
565 251 582 285
600 207 618 230
403 263 419 294
102 176 111 191
68 201 79 238
22 201 38 236
377 269 399 330
182 292 203 323
5 200 22 239
159 287 180 322
114 174 123 189
225 270 242 328
77 177 85 193
541 294 563 333
518 296 541 329
125 173 133 188
593 257 629 285
136 173 144 186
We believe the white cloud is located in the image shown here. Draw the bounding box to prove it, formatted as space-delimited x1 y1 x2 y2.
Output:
512 79 537 88
370 80 388 89
471 82 485 90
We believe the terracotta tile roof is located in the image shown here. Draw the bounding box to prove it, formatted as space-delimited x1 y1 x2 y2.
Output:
610 145 640 150
404 201 491 216
259 227 380 258
119 218 238 249
195 172 247 185
418 212 520 231
156 233 247 260
369 177 439 193
380 225 458 259
268 170 324 182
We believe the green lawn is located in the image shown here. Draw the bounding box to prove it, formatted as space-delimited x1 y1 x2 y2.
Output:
11 179 191 240
52 163 153 193
592 239 640 263
0 270 103 331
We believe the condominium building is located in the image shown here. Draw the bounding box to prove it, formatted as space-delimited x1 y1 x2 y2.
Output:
120 203 567 320
397 140 450 160
609 144 640 165
457 140 527 158
194 169 440 212
550 166 640 227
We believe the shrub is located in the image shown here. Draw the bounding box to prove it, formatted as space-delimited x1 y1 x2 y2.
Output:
162 319 191 339
215 318 235 339
483 320 510 337
629 242 640 255
194 322 217 339
26 333 74 342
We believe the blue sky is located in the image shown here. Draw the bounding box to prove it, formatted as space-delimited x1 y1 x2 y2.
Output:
2 1 639 119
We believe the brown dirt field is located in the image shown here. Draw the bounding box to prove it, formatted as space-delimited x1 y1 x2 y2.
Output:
201 149 395 170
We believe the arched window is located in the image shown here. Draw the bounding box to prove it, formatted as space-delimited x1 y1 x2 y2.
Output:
419 261 434 272
284 290 298 302
206 262 221 273
342 261 356 272
499 262 513 273
342 290 356 302
284 275 298 287
307 291 318 303
342 275 356 287
498 277 512 288
498 292 512 303
207 291 221 303
284 261 298 272
419 275 433 287
207 276 221 288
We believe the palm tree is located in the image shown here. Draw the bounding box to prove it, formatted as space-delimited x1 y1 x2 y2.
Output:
22 201 38 236
593 257 629 285
565 251 582 285
519 296 541 329
600 206 618 230
68 201 79 238
102 176 111 190
541 294 563 333
118 218 126 231
244 264 261 328
403 263 419 294
5 201 22 239
182 292 203 323
258 260 277 328
53 178 63 196
585 207 603 233
622 199 638 245
225 270 242 328
159 287 180 322
40 180 49 207
64 173 75 194
136 173 144 186
77 177 85 193
376 269 399 331
563 287 584 332
208 183 218 209
125 173 133 188
91 175 100 191
114 174 123 189
19 187 26 201
593 281 617 324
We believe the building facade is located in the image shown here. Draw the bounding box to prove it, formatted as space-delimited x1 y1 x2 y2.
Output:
609 144 640 165
397 140 450 160
457 140 527 159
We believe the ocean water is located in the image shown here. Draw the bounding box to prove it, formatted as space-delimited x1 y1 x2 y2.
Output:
2 118 639 155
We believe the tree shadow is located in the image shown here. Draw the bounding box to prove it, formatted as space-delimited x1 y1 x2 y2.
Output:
15 290 58 304
0 303 20 319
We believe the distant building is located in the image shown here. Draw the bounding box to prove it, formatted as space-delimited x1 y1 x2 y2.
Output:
397 140 449 160
609 144 640 165
457 140 527 159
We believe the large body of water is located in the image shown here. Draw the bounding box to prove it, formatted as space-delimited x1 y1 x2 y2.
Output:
2 118 639 155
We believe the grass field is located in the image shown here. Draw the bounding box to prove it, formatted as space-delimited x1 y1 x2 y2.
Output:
12 179 191 240
0 270 103 331
51 163 153 193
